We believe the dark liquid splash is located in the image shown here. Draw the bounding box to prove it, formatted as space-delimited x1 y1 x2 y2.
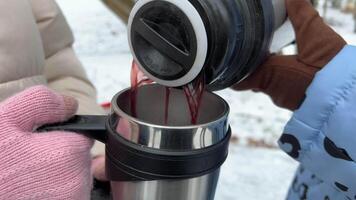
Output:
130 60 205 125
130 61 153 117
164 87 171 125
183 75 205 124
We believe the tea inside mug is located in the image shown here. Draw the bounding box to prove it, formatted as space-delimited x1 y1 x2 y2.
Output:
115 84 228 126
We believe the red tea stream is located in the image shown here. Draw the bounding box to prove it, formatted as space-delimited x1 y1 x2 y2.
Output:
130 60 205 125
183 75 205 124
164 87 171 125
130 61 153 117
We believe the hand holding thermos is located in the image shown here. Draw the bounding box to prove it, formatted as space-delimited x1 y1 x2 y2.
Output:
233 0 347 110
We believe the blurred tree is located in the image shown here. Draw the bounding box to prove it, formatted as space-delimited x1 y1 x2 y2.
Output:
101 0 134 23
323 0 329 17
311 0 319 7
332 0 342 8
343 0 356 12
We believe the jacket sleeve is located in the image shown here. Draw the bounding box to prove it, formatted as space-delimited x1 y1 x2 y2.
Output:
279 45 356 199
0 0 47 102
29 0 104 115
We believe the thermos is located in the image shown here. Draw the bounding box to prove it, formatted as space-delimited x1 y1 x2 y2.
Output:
40 84 231 200
128 0 291 90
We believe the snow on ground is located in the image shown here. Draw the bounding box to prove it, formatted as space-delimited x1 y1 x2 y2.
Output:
215 146 297 200
57 0 356 199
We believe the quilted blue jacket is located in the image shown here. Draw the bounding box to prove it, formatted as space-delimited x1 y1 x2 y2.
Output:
279 45 356 200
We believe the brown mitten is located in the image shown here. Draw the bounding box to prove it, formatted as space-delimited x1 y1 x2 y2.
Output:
233 0 346 110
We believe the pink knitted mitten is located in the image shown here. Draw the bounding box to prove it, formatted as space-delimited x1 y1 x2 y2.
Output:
0 86 93 200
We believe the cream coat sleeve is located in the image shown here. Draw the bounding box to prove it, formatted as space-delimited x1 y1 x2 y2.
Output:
0 0 47 101
30 0 104 115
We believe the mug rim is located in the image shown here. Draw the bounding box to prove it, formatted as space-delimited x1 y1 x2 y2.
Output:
110 84 230 130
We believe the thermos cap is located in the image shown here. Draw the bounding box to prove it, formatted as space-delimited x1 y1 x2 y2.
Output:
128 0 208 87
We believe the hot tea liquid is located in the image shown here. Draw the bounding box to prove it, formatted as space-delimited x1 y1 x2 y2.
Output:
130 60 205 125
164 87 171 125
183 75 205 124
130 61 153 117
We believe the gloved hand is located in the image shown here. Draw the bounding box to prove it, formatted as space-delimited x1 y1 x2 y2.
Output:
0 86 93 200
233 0 347 110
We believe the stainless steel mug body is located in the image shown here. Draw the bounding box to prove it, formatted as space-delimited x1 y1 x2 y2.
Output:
111 170 220 200
106 84 230 200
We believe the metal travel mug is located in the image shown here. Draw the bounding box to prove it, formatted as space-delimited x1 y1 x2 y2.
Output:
39 84 231 200
107 84 230 200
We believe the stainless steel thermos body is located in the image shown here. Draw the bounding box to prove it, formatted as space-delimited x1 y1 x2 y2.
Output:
128 0 289 90
105 84 231 200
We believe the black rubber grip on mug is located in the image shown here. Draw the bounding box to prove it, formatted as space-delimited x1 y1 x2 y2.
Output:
37 115 108 143
105 122 231 182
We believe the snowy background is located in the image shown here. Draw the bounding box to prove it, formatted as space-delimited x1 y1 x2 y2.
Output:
56 1 356 199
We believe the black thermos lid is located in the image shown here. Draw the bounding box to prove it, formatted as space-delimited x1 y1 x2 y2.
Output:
128 0 208 87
